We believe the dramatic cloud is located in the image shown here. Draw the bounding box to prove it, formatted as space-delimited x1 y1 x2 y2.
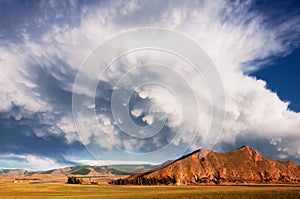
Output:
0 0 300 168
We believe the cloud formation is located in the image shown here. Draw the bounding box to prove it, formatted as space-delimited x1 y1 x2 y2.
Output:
0 0 300 168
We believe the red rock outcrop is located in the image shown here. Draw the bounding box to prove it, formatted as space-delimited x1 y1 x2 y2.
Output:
132 146 300 185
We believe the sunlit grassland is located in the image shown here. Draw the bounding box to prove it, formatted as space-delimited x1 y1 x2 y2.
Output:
0 183 299 199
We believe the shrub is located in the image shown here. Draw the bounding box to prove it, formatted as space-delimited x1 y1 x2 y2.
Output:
109 175 177 185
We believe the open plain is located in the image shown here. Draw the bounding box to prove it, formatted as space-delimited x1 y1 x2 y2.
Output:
0 183 299 199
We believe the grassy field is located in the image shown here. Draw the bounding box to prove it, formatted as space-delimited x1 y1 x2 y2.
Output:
0 183 299 199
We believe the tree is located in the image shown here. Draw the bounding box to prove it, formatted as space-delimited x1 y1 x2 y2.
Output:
67 176 82 184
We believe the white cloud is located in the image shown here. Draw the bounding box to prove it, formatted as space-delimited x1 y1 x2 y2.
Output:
134 84 183 128
142 115 154 125
0 47 51 113
57 116 77 143
1 0 300 164
131 109 143 117
138 91 148 99
74 159 158 166
119 0 141 16
0 154 67 171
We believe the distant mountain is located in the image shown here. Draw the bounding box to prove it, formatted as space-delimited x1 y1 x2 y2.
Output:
3 146 300 185
0 164 155 179
128 146 300 185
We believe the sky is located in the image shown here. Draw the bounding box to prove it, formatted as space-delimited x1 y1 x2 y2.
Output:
0 0 300 171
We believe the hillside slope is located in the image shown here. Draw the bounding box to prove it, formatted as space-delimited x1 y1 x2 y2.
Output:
131 146 300 185
0 164 155 179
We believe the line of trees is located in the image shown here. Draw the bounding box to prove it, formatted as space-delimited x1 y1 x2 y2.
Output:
109 175 177 185
67 176 82 184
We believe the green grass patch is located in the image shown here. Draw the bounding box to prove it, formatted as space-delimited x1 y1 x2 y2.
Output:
41 169 55 174
70 168 90 175
1 169 11 173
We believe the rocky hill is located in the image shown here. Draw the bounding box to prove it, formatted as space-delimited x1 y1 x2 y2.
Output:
129 145 300 185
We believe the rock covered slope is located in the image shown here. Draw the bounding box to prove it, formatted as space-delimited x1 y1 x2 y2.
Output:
131 146 300 185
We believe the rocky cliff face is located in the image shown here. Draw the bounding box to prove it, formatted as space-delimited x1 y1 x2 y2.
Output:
133 146 300 185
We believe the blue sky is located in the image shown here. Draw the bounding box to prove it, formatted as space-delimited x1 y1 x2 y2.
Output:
251 48 300 112
0 0 300 170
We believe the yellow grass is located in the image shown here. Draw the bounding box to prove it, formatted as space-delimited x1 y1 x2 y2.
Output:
0 182 299 199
